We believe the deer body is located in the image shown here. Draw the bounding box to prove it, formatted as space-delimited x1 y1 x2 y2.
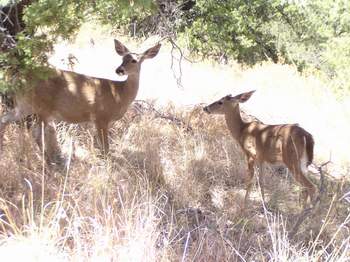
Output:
204 91 316 207
0 40 161 164
18 69 138 123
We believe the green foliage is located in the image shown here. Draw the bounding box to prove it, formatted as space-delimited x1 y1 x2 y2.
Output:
1 0 350 95
0 0 89 92
267 0 350 95
0 0 15 7
322 36 350 95
177 0 350 94
94 0 156 30
24 0 87 37
0 0 155 93
180 0 286 64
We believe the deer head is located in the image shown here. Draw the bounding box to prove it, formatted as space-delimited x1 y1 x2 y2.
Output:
114 39 161 76
203 90 255 114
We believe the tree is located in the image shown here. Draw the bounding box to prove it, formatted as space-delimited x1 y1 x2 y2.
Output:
0 0 156 93
1 0 350 95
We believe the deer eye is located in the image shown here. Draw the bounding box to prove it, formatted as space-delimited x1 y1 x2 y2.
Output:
131 59 137 63
218 101 223 105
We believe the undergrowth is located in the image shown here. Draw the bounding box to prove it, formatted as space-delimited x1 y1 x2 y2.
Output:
0 103 349 261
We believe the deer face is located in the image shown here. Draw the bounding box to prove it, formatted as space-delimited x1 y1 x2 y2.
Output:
203 95 234 114
116 53 140 76
114 39 161 76
203 91 256 114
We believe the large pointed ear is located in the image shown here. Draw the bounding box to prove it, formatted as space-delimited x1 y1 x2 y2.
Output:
114 39 130 56
224 94 233 100
234 90 255 103
141 43 161 61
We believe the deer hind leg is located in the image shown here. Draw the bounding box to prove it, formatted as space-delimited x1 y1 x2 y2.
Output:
301 169 316 204
95 121 109 156
32 119 63 166
0 106 31 153
290 165 316 208
286 137 316 207
244 157 255 207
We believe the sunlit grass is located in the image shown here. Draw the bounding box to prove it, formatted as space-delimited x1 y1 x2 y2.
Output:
0 103 349 260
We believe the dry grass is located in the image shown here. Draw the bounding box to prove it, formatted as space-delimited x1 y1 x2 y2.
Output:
0 103 349 261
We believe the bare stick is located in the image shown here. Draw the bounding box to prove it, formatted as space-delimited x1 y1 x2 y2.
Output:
132 100 193 132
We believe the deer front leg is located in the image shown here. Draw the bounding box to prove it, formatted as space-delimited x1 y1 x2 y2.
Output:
32 120 63 166
95 121 109 155
0 112 12 153
257 163 266 204
244 157 255 208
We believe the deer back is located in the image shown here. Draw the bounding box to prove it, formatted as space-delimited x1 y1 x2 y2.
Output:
19 69 129 123
240 122 312 166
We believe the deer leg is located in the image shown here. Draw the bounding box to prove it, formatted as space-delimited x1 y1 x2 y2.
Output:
291 167 316 207
32 120 63 166
244 157 255 207
299 188 309 208
0 107 30 154
301 171 316 204
95 121 109 155
44 122 64 165
257 163 266 204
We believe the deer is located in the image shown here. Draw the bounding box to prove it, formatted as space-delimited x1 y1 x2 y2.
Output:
0 39 161 165
203 90 316 208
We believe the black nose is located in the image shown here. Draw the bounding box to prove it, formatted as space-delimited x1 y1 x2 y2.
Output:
203 107 209 113
116 67 125 75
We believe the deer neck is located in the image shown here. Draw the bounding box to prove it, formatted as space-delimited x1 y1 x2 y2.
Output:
119 72 140 102
224 105 245 141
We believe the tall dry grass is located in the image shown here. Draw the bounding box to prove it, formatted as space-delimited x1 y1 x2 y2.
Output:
0 103 349 261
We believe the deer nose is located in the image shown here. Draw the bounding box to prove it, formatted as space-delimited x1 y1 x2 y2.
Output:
203 107 210 114
116 67 125 75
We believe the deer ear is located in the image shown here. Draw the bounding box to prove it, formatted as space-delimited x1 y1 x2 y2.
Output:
235 90 255 103
225 94 233 100
141 43 161 60
114 39 130 56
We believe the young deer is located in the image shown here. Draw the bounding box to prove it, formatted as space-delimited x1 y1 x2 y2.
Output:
203 91 316 207
0 39 161 164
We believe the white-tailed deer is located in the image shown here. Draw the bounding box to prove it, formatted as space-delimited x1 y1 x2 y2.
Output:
0 39 161 164
203 91 316 207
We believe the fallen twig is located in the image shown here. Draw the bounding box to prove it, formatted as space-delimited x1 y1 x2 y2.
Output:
131 100 193 132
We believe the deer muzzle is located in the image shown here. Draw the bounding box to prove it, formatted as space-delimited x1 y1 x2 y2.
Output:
116 67 125 76
203 106 210 114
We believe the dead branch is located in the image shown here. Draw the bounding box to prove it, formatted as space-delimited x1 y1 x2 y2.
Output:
317 160 332 196
131 100 193 132
154 1 200 89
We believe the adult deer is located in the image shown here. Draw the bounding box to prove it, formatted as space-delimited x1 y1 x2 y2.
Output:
0 39 161 164
203 90 316 207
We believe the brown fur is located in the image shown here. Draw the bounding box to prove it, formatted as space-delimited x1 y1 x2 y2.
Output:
0 40 161 165
304 130 314 165
203 91 316 207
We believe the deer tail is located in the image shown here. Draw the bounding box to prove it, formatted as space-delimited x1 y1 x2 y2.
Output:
304 131 314 166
